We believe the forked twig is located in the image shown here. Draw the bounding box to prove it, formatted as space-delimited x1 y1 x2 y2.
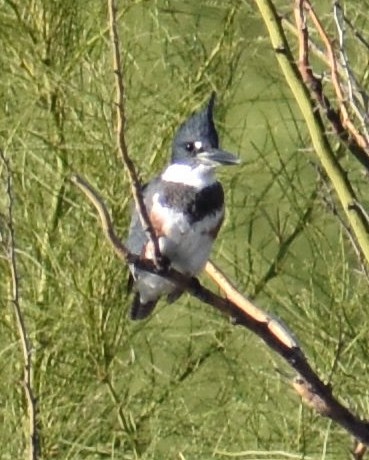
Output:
294 0 369 172
302 0 369 152
285 8 369 138
333 1 369 143
0 149 40 460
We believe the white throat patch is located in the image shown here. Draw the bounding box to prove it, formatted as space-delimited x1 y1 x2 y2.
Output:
161 163 216 189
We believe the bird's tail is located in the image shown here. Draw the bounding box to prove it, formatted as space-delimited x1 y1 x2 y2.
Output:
130 293 158 320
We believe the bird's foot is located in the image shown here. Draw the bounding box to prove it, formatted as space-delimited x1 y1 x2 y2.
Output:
156 254 171 274
190 276 202 295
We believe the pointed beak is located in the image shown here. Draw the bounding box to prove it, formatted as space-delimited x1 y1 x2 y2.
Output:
197 148 241 166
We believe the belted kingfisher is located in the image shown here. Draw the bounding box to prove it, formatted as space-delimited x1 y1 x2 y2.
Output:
126 93 240 320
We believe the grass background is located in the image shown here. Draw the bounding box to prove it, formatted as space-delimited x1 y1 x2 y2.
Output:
2 0 369 458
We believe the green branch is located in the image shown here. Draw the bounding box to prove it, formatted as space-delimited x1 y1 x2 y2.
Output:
254 0 369 265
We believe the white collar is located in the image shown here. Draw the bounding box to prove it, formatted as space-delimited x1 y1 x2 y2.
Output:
161 163 216 189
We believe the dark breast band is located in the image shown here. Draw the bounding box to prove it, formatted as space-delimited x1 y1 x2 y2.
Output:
159 181 224 224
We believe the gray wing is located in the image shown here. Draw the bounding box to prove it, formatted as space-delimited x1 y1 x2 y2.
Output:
126 205 147 294
125 177 160 278
125 176 186 320
126 177 162 251
126 205 148 256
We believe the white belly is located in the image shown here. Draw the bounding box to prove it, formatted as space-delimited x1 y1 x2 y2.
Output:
151 193 223 275
160 221 215 274
135 272 174 304
135 193 224 303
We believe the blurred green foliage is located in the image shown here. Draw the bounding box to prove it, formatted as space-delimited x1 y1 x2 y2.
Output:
2 0 369 459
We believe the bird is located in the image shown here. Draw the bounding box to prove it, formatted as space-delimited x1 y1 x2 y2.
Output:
126 93 240 320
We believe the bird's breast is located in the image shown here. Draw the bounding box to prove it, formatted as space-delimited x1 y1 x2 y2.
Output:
158 180 224 223
149 185 225 275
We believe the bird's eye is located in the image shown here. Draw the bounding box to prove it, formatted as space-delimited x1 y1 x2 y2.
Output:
185 142 194 152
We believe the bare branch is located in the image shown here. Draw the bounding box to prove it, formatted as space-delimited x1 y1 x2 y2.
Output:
107 0 162 267
340 6 369 52
283 15 369 137
293 0 369 173
72 173 369 447
303 0 369 152
0 149 40 460
283 16 329 69
71 174 128 263
333 1 369 143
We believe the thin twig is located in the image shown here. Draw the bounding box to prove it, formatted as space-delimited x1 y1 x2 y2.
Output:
294 0 369 172
252 189 317 297
72 173 369 446
283 15 369 140
107 0 162 267
341 7 369 51
293 0 369 264
303 0 369 152
1 149 40 460
333 1 369 143
319 171 369 281
334 2 355 107
105 376 139 451
71 174 128 262
194 4 238 84
283 15 330 69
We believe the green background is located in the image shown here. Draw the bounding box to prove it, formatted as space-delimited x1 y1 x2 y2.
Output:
1 1 369 458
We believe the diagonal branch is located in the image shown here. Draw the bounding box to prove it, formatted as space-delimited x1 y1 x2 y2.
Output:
0 149 40 460
72 172 369 446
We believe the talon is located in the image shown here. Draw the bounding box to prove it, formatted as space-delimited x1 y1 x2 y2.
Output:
157 254 170 273
190 276 202 294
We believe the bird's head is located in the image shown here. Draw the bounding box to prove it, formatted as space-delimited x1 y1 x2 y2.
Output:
171 93 240 168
